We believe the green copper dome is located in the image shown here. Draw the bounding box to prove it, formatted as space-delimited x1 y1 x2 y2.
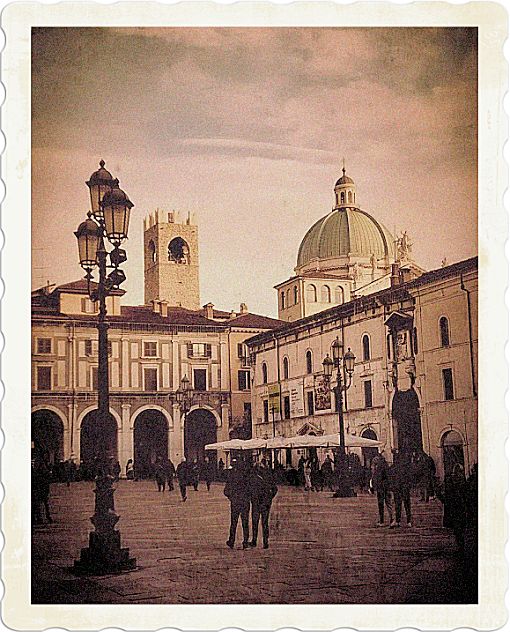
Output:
297 207 394 269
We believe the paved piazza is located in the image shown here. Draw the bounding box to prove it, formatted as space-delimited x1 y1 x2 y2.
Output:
32 480 475 604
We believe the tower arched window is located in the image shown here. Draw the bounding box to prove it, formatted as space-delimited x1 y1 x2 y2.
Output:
335 285 344 304
148 240 156 263
168 237 190 264
306 350 313 375
321 285 331 303
307 284 317 303
340 192 345 204
362 334 371 361
439 317 450 347
286 288 291 307
283 357 289 379
281 291 285 310
348 191 353 203
293 285 298 304
262 362 268 384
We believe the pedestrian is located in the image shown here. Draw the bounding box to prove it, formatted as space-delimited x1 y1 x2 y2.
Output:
125 458 134 480
438 462 468 553
33 460 53 524
426 453 437 500
191 459 200 491
218 458 225 481
310 457 322 491
249 459 278 549
297 454 306 486
176 458 188 502
224 459 251 549
202 456 214 491
113 460 121 482
371 452 395 528
321 455 334 491
165 458 176 491
390 451 413 527
155 457 166 492
303 459 312 491
65 457 77 487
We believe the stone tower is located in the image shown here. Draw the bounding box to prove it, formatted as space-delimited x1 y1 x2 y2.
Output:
144 209 200 310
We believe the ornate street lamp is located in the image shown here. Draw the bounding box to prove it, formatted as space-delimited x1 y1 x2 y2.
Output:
73 161 135 574
172 376 193 457
323 336 356 498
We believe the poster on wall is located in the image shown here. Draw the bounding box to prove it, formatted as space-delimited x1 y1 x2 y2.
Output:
314 374 332 411
288 379 305 418
268 384 281 421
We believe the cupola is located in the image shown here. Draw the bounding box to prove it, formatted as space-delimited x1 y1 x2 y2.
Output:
334 166 357 209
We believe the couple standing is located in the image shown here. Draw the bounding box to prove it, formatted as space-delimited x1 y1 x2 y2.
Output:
224 458 278 549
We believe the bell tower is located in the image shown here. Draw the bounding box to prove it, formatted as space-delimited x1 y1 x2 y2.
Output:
144 209 200 310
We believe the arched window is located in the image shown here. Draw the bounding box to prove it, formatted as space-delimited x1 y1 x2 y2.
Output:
286 288 291 307
262 362 268 384
348 191 353 203
439 317 450 347
168 237 190 264
340 192 345 204
283 357 289 379
306 350 313 375
334 285 344 304
293 285 298 304
148 240 156 263
362 334 370 361
321 285 331 303
307 284 317 303
281 291 285 310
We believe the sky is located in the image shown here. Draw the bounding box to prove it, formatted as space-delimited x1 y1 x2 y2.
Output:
32 27 477 318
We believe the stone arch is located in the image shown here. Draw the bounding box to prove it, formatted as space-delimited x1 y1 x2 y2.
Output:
439 427 466 478
130 404 173 430
184 407 218 465
31 404 68 430
31 408 66 465
132 408 170 479
77 404 121 430
168 236 190 264
181 404 221 429
391 388 423 454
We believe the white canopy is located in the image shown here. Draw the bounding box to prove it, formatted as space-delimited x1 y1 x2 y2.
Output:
205 433 382 451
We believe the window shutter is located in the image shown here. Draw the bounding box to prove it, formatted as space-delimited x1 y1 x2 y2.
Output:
206 343 212 358
237 343 244 358
187 343 193 357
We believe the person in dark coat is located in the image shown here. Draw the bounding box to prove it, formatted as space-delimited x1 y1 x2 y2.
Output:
297 455 306 486
202 457 214 491
426 453 437 500
165 458 176 491
112 460 121 482
224 459 251 549
32 460 53 524
390 451 413 527
310 457 322 492
155 457 166 492
176 458 189 501
218 458 225 481
191 459 200 491
371 452 395 527
321 455 334 491
439 462 468 551
249 459 278 549
125 459 134 480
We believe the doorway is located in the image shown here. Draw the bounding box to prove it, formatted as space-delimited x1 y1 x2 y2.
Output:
32 409 64 465
80 410 117 467
133 410 168 478
184 408 217 464
442 430 465 477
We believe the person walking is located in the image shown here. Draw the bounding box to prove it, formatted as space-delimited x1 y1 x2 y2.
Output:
191 459 200 491
310 457 322 492
371 452 395 528
249 459 278 549
297 454 306 486
224 459 251 549
202 457 214 492
321 454 334 492
155 457 166 492
439 462 468 553
390 451 413 527
176 458 189 502
165 458 176 491
33 460 53 524
303 459 312 491
218 458 225 481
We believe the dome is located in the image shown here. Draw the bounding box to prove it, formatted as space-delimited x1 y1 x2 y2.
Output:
335 174 354 186
87 159 114 185
297 207 394 269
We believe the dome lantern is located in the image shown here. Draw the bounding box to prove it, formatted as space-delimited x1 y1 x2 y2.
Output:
334 164 357 209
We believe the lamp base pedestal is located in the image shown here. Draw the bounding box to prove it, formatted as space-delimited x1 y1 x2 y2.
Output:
332 478 357 498
74 530 136 575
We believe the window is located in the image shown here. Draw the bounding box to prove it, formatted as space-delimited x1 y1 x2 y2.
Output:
321 285 331 303
85 339 93 356
364 380 373 408
243 402 252 423
293 285 298 304
307 390 314 415
307 284 317 303
283 357 289 379
348 191 353 203
335 285 344 304
237 343 246 358
187 343 212 358
144 368 158 391
238 370 250 391
283 395 291 420
81 298 98 314
362 335 371 361
144 341 157 357
386 333 392 360
306 350 313 375
286 289 291 307
37 338 51 354
340 192 345 204
193 368 207 391
262 362 268 384
148 239 156 263
36 366 51 390
281 291 285 309
263 400 269 424
168 237 190 264
91 367 99 391
442 368 454 400
108 341 113 357
412 327 419 354
440 317 450 348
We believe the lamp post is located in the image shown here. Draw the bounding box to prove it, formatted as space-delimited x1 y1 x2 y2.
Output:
323 336 356 498
73 160 136 574
173 375 193 459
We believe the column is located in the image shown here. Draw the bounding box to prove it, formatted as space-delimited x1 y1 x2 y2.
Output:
219 403 230 442
67 403 77 460
220 338 229 391
119 403 132 474
121 338 129 389
170 403 184 462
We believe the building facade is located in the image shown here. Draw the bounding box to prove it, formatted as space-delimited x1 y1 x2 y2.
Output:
247 257 477 479
31 210 283 473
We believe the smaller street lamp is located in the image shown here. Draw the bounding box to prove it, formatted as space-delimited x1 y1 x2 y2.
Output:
323 336 356 498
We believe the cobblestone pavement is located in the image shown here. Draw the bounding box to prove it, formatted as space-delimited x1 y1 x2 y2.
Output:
32 480 476 604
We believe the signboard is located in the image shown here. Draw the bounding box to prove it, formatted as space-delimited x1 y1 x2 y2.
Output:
288 379 305 418
314 374 332 411
268 384 281 420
